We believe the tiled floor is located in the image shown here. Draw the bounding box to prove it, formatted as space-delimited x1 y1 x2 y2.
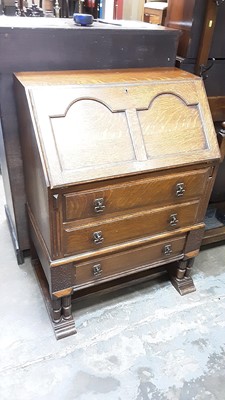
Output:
0 173 225 400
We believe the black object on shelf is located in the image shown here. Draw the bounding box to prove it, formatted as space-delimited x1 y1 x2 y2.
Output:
25 4 44 16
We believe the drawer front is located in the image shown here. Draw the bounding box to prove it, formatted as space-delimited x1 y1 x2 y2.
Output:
74 235 186 288
63 168 209 222
63 201 199 256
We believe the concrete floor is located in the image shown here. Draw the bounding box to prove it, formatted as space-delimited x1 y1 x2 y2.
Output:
0 174 225 400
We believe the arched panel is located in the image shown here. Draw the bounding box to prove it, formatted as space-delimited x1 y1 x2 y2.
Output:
50 99 134 171
138 94 207 159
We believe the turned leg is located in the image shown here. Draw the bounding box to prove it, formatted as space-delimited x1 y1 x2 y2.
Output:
62 295 72 319
51 294 76 340
52 298 62 323
176 259 187 280
28 207 76 340
169 226 205 295
169 257 196 296
185 258 194 278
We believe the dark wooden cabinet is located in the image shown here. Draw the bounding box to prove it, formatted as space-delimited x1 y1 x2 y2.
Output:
165 0 225 117
166 0 225 60
14 68 220 339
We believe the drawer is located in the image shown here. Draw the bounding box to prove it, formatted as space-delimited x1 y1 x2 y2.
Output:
63 168 209 222
63 201 199 256
74 235 186 288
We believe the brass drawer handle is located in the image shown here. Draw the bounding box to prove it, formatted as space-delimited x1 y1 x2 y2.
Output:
163 244 173 256
93 231 104 245
93 264 102 277
176 182 185 197
169 213 178 227
94 198 105 213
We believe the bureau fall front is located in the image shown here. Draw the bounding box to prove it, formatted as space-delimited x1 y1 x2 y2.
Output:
14 68 220 339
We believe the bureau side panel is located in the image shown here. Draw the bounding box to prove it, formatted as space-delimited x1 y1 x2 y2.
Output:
14 78 51 255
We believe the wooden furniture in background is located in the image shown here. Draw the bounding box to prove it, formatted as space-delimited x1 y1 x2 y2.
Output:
165 0 225 98
144 2 168 25
0 18 179 264
166 0 225 245
122 0 145 21
14 68 220 339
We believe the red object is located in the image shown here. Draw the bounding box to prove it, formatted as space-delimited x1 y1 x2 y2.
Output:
86 0 95 7
114 0 123 19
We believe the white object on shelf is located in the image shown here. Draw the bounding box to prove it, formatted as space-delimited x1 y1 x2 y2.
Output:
103 0 114 20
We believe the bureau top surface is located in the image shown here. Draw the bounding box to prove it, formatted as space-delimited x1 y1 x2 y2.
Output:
15 68 197 86
14 68 220 188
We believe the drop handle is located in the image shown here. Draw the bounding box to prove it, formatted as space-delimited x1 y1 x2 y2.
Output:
163 244 173 256
176 182 185 197
93 231 104 245
169 213 178 227
94 198 105 213
93 264 102 277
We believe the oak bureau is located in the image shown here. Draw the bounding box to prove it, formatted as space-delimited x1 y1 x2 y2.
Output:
14 68 220 339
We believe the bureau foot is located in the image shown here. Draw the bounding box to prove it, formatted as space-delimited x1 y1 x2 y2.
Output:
169 258 196 296
52 295 77 340
33 260 77 339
